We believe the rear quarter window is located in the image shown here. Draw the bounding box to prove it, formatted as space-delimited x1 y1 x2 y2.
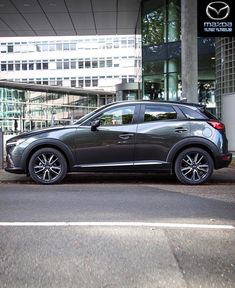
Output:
179 106 206 119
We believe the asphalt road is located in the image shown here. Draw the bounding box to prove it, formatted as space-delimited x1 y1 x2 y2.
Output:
0 179 235 288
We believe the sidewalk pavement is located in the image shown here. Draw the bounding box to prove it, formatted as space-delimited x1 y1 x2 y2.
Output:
0 167 234 184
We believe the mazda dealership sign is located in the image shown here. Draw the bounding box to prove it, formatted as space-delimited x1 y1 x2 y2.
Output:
198 0 235 36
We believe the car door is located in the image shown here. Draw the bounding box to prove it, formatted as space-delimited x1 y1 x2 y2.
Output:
134 103 190 166
74 104 139 168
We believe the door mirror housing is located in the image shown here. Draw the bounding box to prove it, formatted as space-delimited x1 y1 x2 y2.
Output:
91 119 101 131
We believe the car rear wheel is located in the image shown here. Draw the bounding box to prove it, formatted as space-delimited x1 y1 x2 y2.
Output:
29 147 67 184
174 147 213 185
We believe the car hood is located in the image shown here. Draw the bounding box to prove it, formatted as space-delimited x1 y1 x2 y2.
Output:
7 125 75 142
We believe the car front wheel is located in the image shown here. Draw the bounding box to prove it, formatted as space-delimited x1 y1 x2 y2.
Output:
174 147 214 185
29 147 67 184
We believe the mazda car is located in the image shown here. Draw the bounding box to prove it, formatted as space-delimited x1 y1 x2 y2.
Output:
5 101 232 185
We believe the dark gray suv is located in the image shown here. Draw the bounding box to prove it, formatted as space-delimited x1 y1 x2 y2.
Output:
5 101 232 185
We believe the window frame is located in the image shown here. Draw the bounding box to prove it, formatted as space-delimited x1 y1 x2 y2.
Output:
139 103 179 123
81 104 140 127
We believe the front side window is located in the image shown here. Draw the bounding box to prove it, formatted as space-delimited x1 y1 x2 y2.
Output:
99 106 135 126
144 104 177 122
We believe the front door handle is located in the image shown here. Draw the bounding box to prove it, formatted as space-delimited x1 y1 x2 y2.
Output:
175 127 188 133
118 133 134 140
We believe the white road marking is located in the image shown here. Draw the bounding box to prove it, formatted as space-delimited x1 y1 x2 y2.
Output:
0 222 234 229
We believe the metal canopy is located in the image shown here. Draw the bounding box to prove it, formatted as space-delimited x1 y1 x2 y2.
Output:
0 0 141 37
0 80 114 95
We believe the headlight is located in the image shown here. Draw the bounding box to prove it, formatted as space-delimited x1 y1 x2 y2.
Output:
6 138 27 147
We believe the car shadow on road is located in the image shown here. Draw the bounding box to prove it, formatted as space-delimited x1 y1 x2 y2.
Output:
1 168 234 185
61 170 235 185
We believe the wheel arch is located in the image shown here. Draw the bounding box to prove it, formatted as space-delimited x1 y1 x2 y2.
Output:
21 139 74 174
167 138 219 171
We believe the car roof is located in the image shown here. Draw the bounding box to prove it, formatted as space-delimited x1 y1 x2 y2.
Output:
110 100 204 109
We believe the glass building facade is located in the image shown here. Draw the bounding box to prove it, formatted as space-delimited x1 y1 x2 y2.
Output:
0 85 114 134
141 0 216 113
0 35 140 134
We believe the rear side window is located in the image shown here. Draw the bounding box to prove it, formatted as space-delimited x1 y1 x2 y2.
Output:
144 105 177 122
179 106 206 119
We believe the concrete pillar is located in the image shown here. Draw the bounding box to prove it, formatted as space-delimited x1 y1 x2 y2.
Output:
0 128 3 169
181 0 198 103
164 0 180 101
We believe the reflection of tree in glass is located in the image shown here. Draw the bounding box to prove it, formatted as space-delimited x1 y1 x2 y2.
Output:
144 112 176 122
122 114 133 124
143 10 164 46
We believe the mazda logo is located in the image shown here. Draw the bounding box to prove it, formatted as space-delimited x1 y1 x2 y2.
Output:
206 1 230 20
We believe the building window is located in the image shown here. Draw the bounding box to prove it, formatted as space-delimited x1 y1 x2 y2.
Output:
36 62 42 70
78 78 84 87
15 62 20 71
85 59 91 68
114 40 119 48
121 39 127 48
71 80 76 87
42 42 48 52
8 63 14 71
63 60 69 69
71 59 76 69
43 62 48 70
57 78 63 86
49 42 55 51
1 63 6 71
50 78 56 86
70 42 76 50
85 77 91 87
99 58 105 68
92 58 98 68
8 45 13 53
78 59 84 69
63 43 69 51
29 62 34 70
92 77 98 87
56 42 62 51
56 60 62 69
106 58 112 67
22 63 28 70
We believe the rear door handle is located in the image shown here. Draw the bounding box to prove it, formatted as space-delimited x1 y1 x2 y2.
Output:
175 127 188 133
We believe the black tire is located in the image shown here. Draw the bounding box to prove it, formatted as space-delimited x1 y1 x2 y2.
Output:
174 147 213 185
29 147 67 184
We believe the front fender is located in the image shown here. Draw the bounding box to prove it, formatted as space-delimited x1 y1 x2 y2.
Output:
20 138 75 172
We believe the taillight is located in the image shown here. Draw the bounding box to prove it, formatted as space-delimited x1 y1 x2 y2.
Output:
208 120 225 131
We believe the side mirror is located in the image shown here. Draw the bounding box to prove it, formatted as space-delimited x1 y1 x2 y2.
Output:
91 119 100 131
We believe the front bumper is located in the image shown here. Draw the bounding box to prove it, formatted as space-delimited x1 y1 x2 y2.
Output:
5 153 24 174
5 167 24 174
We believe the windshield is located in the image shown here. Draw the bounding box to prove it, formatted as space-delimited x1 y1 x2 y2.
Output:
74 103 116 125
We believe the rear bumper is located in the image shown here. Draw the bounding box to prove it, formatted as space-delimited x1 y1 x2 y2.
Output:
215 153 232 169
